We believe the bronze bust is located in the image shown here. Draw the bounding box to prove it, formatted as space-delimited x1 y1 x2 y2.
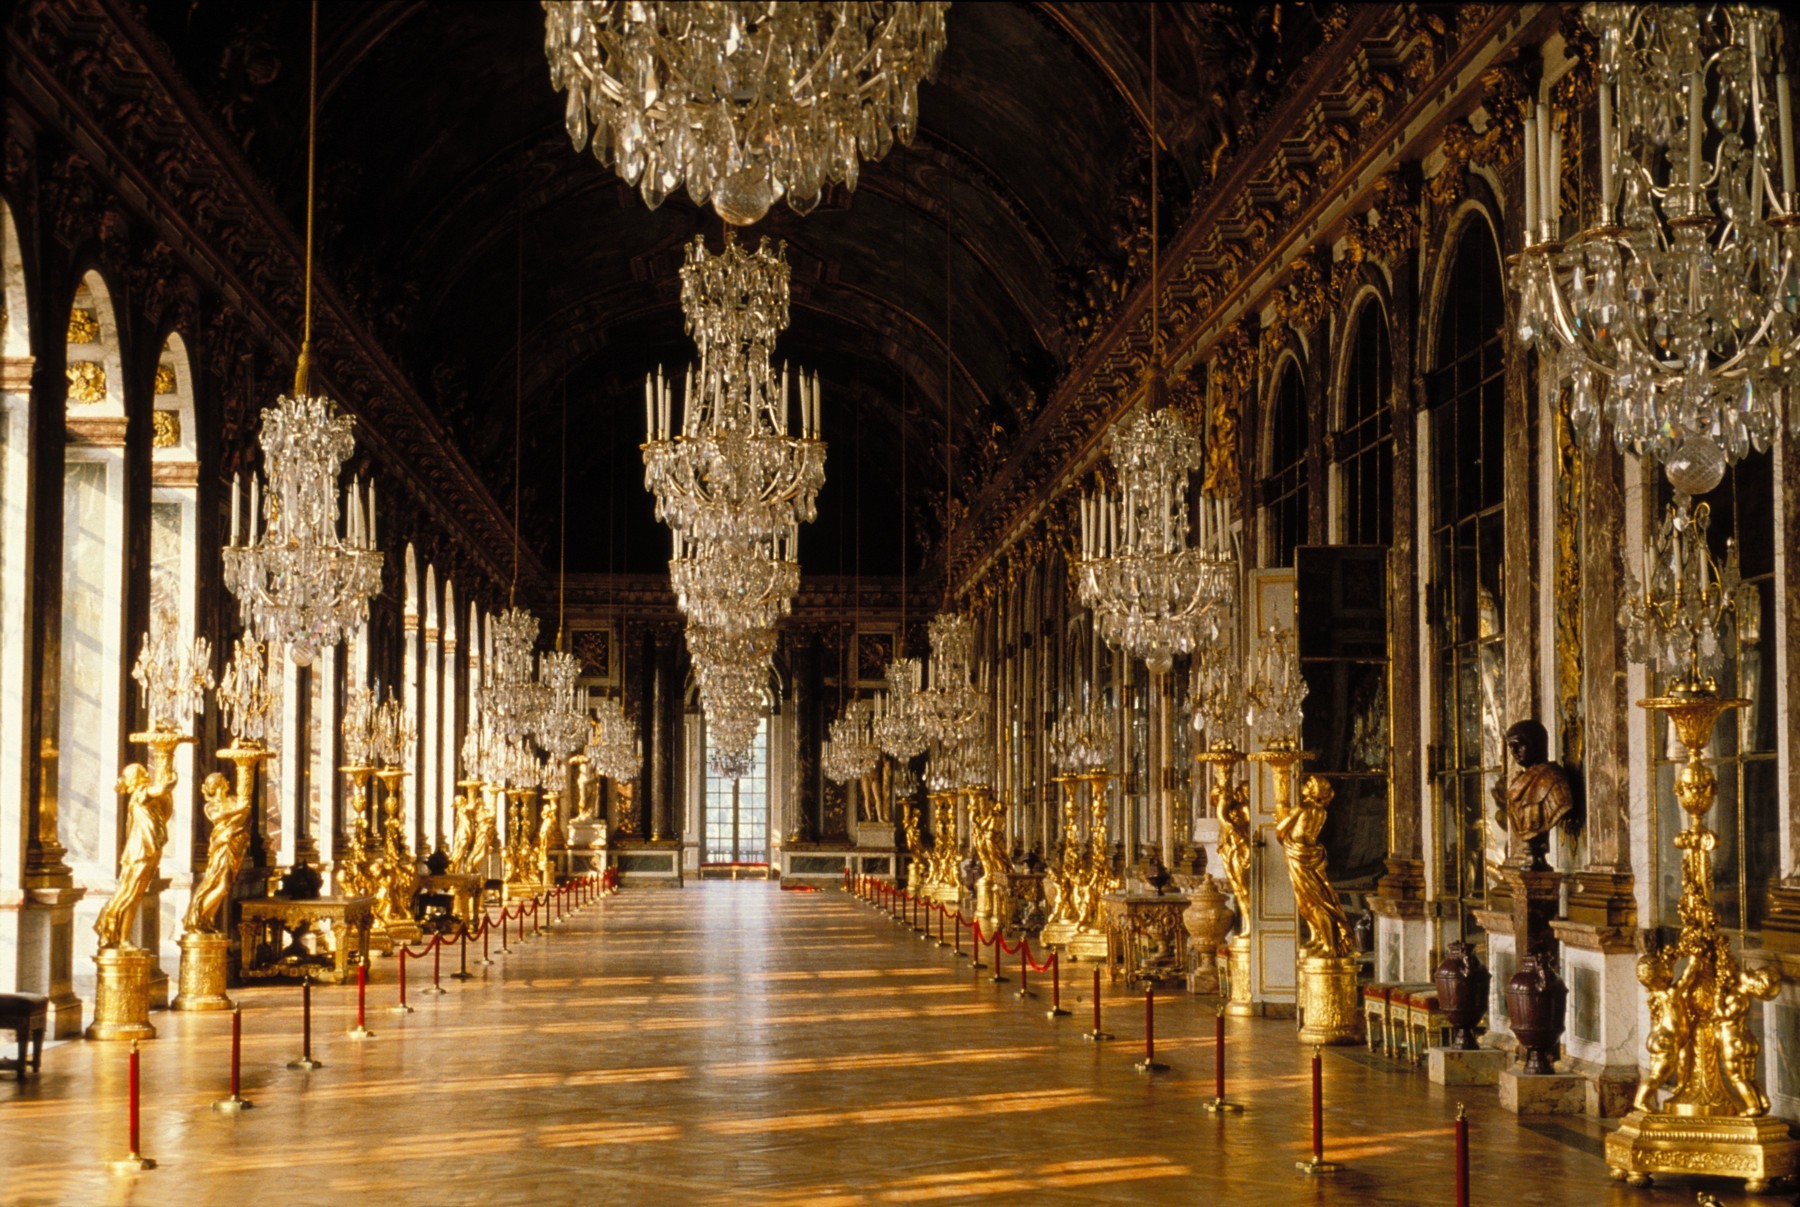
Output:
1492 719 1575 872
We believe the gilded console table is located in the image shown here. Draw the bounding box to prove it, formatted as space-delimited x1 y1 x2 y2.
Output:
237 896 375 985
418 873 484 928
1101 892 1190 988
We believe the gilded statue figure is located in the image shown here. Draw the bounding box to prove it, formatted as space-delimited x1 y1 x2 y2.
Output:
1277 775 1353 958
1632 950 1689 1112
1714 942 1781 1117
373 799 418 928
445 793 475 872
538 796 563 881
1214 776 1253 913
463 789 498 877
1491 719 1575 871
183 772 252 934
95 761 178 949
900 801 925 865
858 760 893 825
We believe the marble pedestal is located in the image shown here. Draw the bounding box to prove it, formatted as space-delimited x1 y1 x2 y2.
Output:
1498 1067 1587 1115
15 885 86 1038
1428 1046 1507 1086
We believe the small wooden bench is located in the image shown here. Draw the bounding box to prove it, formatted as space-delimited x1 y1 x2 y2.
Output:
0 992 49 1081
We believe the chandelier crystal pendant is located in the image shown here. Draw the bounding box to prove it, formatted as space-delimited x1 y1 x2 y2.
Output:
1518 4 1800 496
1076 406 1238 676
543 1 949 225
215 635 281 748
220 4 382 666
534 648 592 761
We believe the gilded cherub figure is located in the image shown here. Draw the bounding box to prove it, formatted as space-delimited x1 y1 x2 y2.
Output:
183 771 252 934
95 761 177 949
1632 950 1688 1112
1716 949 1782 1117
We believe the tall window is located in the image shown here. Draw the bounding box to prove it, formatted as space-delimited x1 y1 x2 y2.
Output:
1426 221 1506 938
1336 299 1393 547
1262 360 1308 567
1 201 31 910
1649 457 1778 932
703 717 769 864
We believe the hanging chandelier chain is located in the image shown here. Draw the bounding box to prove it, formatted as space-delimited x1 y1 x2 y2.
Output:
295 0 317 396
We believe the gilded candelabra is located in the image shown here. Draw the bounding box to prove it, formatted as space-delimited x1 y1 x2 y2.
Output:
1197 744 1253 1015
371 767 420 945
173 736 266 1012
923 789 961 905
337 765 378 901
967 787 1008 932
1606 691 1797 1191
900 800 926 891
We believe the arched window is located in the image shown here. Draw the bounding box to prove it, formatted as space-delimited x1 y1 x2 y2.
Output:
1 201 33 915
1425 220 1506 938
61 271 130 977
1335 298 1393 546
1262 360 1308 567
151 333 202 939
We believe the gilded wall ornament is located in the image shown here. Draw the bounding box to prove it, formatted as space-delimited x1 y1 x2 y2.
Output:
66 359 106 403
151 410 180 448
154 361 177 394
66 306 99 344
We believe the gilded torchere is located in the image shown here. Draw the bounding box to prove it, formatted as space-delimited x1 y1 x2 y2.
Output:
1276 774 1358 1045
460 784 499 879
173 766 255 1012
923 789 960 906
900 801 926 892
446 790 476 872
1068 771 1120 962
967 787 1007 933
88 729 188 1041
1605 691 1798 1192
372 766 421 946
1039 773 1082 944
337 765 377 901
1197 745 1253 1015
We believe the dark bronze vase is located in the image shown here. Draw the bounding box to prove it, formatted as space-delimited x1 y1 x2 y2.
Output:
1433 941 1490 1050
1504 952 1567 1075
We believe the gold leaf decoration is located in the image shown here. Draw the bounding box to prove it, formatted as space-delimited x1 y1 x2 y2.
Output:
66 307 100 345
66 360 107 404
154 362 177 395
151 409 180 448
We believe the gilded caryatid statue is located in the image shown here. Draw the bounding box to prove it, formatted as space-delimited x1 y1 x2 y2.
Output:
1277 775 1352 959
900 800 925 881
446 793 475 872
373 790 418 929
1214 775 1253 914
183 772 252 934
538 794 564 883
95 761 178 949
463 788 498 877
1490 719 1576 871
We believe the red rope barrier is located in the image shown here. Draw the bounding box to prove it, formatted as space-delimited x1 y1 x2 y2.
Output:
1084 967 1112 1041
988 926 1008 983
1455 1105 1469 1206
212 1004 251 1112
1203 1007 1242 1113
1135 988 1168 1073
1296 1046 1339 1174
970 920 987 971
391 948 415 1015
287 975 323 1069
1046 953 1070 1018
112 1040 154 1170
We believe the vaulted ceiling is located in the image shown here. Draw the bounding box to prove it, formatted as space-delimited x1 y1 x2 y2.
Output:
142 1 1322 579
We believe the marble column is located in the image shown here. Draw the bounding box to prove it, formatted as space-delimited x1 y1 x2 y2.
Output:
649 633 670 842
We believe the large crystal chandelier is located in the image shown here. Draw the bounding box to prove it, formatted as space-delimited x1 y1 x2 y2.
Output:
534 647 591 761
1071 11 1234 677
644 237 825 546
871 656 928 759
482 607 549 743
543 1 949 225
822 698 880 784
586 695 642 783
1518 4 1800 496
1077 410 1237 675
220 7 381 666
915 612 984 747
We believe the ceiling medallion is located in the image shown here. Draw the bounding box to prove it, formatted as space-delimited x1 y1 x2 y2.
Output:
543 1 949 225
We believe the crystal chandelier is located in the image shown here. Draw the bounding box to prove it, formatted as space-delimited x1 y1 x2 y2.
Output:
822 698 880 784
644 237 825 547
371 687 415 770
543 1 949 225
1245 622 1307 750
216 635 281 747
534 647 591 760
1619 494 1748 693
220 8 381 666
1047 700 1113 775
915 612 984 747
1072 12 1235 678
1518 4 1800 496
482 607 549 743
871 656 928 759
1188 634 1245 754
689 624 775 778
1077 409 1237 676
131 596 214 734
669 532 800 636
342 685 380 768
585 695 642 783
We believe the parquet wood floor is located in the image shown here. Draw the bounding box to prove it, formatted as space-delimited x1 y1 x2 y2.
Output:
0 883 1786 1204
